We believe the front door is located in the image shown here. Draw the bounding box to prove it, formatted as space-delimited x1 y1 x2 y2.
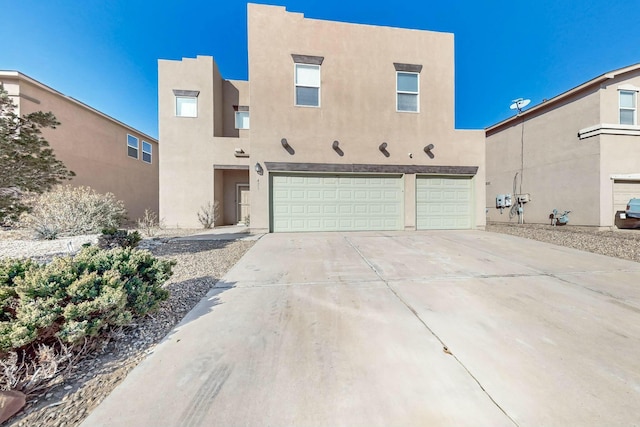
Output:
237 184 250 224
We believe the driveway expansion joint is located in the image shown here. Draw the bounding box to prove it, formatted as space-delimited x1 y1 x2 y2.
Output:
344 235 521 427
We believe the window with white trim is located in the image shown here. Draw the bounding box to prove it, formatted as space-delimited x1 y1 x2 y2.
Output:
176 96 197 117
127 134 138 159
142 141 152 163
397 72 419 112
620 90 636 125
295 64 320 107
235 111 250 129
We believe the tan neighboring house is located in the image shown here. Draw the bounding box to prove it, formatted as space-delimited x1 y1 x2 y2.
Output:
158 4 485 232
486 63 640 227
1 71 158 221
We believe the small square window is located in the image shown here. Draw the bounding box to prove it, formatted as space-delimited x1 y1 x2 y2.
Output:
235 111 250 129
397 72 419 112
620 90 636 125
295 64 320 107
127 134 138 159
176 96 197 117
142 141 152 164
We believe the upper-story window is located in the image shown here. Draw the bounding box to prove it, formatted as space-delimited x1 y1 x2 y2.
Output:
394 63 423 113
397 73 419 112
127 134 139 159
620 90 637 125
142 141 152 163
235 106 250 129
295 64 320 107
292 54 324 108
173 89 200 117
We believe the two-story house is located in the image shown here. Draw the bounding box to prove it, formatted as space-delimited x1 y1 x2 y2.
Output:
158 4 485 233
486 63 640 227
1 71 159 221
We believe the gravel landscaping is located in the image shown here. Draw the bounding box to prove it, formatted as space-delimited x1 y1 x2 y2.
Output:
2 223 639 426
486 222 640 263
3 234 255 427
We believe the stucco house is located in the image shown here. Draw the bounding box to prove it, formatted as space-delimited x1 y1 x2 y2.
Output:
486 63 640 228
1 71 159 221
158 4 485 232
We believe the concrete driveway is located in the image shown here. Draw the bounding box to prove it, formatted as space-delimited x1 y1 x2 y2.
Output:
81 231 640 427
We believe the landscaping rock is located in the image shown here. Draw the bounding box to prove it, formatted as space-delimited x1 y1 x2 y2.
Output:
0 391 26 424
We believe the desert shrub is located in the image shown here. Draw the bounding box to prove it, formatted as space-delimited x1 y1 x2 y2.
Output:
98 228 141 249
20 185 127 239
137 209 162 237
0 246 174 355
197 201 220 229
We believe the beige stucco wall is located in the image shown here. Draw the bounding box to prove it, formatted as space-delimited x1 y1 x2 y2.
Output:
247 4 485 232
158 57 250 228
1 74 158 222
486 88 602 226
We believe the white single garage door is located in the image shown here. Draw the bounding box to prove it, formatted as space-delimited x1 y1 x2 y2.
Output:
271 174 403 232
416 176 473 230
613 180 640 214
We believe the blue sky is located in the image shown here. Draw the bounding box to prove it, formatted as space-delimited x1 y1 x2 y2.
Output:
3 0 640 139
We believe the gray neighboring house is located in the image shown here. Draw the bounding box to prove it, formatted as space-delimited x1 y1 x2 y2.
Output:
158 3 485 232
486 63 640 227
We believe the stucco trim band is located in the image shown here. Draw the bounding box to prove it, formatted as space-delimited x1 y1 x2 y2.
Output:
394 63 423 73
213 164 250 170
264 162 478 175
291 54 324 65
578 123 640 139
19 93 41 104
172 89 200 97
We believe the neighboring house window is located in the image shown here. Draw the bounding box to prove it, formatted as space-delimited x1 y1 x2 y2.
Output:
173 89 200 117
620 90 637 125
235 111 250 129
127 134 138 159
295 64 321 107
397 72 419 112
142 141 152 164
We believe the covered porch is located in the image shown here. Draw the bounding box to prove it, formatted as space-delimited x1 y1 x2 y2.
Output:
213 165 250 226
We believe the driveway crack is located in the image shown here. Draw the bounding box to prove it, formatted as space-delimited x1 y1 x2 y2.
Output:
344 236 521 427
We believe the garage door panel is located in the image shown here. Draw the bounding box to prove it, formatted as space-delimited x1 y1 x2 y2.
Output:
417 176 473 230
272 174 403 232
613 180 640 214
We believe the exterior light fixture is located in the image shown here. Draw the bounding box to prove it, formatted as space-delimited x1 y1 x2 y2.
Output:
255 162 263 175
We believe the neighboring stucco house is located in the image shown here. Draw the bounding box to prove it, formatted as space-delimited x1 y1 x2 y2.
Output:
1 71 158 221
158 4 485 232
486 63 640 227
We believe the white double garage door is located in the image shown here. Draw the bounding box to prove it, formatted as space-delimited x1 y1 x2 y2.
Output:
271 173 473 232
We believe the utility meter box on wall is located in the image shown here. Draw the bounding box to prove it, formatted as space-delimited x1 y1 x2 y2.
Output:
517 193 531 203
496 194 512 208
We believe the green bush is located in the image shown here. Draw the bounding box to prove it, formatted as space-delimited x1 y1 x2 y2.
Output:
98 228 142 249
0 246 174 354
20 185 127 239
